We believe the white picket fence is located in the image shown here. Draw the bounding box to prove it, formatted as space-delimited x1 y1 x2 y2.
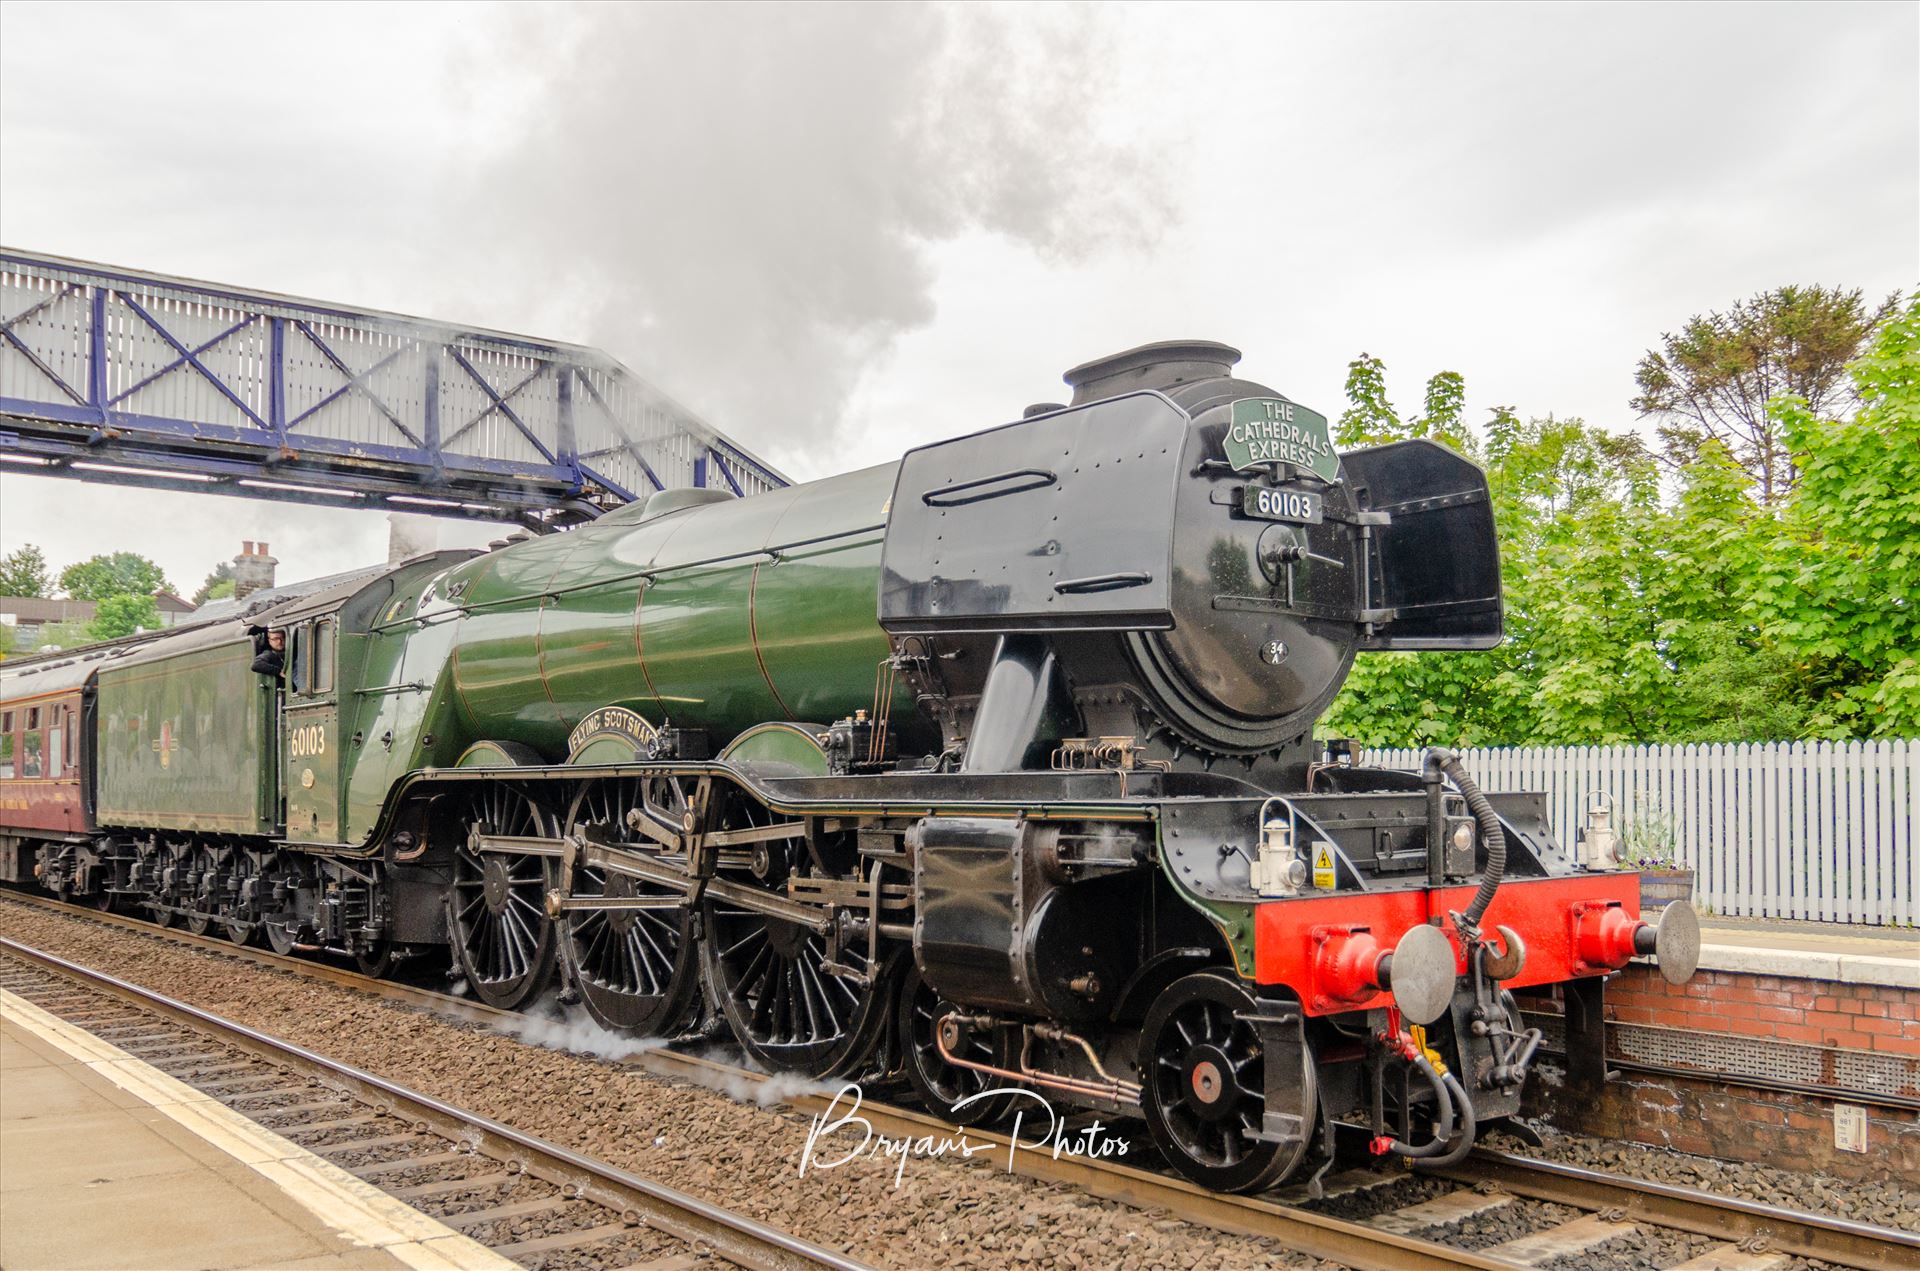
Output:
1363 741 1917 927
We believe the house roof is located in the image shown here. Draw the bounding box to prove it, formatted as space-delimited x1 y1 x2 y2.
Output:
0 594 199 622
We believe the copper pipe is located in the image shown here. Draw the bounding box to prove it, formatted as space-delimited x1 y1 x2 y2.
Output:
931 1016 1140 1105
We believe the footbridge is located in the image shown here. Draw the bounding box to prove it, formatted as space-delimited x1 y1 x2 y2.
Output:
0 250 786 523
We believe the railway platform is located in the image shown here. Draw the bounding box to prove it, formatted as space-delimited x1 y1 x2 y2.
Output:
0 1003 510 1271
1690 914 1918 987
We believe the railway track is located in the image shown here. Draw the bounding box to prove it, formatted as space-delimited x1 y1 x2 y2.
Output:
0 934 870 1271
4 890 1916 1271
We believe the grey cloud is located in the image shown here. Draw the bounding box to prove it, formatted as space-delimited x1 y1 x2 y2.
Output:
450 2 1172 460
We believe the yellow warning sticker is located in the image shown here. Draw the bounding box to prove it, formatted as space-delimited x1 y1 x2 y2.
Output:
1312 843 1336 889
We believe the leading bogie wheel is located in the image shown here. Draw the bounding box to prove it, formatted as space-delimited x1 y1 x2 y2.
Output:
1139 969 1309 1194
447 783 559 1010
898 964 1024 1126
558 777 699 1035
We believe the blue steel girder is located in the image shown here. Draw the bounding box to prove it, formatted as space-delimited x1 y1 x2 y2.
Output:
0 249 788 521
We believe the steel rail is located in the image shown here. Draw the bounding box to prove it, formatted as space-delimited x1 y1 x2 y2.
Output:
9 890 1917 1271
1432 1149 1920 1271
10 889 1913 1117
0 936 872 1271
0 889 513 1026
0 893 1507 1270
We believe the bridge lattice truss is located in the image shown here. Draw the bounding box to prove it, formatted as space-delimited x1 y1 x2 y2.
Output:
0 250 787 521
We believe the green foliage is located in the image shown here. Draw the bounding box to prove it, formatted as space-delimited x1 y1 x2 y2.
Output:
1333 355 1473 453
1632 285 1897 504
0 622 16 659
85 593 161 641
58 552 173 602
192 561 236 606
1323 292 1915 746
1335 354 1401 447
0 544 52 597
1763 293 1920 736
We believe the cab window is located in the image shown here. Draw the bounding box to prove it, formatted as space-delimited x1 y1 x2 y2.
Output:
22 707 42 778
287 624 309 696
313 619 335 695
0 710 14 779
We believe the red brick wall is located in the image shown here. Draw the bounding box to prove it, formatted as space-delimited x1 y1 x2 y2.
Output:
1605 966 1920 1060
1519 965 1919 1182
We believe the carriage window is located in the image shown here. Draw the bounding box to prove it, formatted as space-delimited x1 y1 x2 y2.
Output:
64 707 75 768
22 707 42 778
313 619 335 695
288 624 309 696
0 710 13 779
48 713 63 779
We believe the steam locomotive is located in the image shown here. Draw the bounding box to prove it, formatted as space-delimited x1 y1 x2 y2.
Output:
0 340 1698 1192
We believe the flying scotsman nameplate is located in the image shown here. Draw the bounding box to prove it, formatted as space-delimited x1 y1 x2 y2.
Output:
1223 397 1339 482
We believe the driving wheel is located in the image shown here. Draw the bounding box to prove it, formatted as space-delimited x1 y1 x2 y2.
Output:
447 783 558 1009
557 776 699 1034
898 965 1022 1126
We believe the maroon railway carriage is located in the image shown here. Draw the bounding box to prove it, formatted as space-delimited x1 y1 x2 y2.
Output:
0 652 93 877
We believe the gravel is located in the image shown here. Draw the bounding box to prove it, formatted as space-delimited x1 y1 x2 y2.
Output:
1308 1174 1451 1221
12 895 1913 1269
0 900 1332 1270
1535 1227 1716 1271
1481 1123 1920 1233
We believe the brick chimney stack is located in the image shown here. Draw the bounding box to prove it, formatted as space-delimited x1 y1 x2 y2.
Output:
232 541 279 599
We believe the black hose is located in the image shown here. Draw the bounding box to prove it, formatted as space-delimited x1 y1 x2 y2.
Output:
1386 1048 1458 1159
1425 746 1507 929
1416 1071 1479 1168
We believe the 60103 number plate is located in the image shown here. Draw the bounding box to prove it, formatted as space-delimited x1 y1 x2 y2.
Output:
1241 485 1323 524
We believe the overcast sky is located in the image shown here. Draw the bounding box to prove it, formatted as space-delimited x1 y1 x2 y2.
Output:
2 1 1913 596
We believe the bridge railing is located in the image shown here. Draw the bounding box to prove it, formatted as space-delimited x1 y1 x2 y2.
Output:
1365 739 1917 926
0 250 786 519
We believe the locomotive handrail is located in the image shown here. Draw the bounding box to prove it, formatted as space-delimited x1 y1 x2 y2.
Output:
920 467 1057 506
1054 571 1155 594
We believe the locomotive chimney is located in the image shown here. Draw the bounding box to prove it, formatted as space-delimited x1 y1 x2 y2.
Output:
232 540 278 599
1061 339 1241 406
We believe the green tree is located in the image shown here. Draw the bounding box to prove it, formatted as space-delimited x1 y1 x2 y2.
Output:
85 593 161 641
1764 292 1920 736
58 552 173 602
1334 355 1473 453
1325 293 1916 750
0 544 52 597
192 561 237 605
1336 353 1402 447
1632 285 1896 504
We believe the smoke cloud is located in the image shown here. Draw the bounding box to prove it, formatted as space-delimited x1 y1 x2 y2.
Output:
452 3 1173 472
